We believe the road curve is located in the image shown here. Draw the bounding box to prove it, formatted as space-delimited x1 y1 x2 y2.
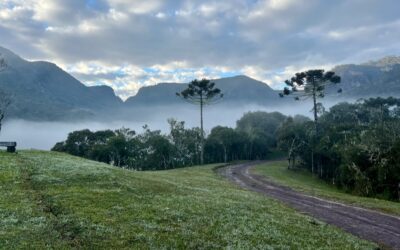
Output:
218 161 400 249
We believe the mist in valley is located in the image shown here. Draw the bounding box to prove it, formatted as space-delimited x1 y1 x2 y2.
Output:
0 100 344 150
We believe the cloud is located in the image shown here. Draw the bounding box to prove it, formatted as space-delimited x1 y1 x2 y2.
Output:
0 0 399 98
62 60 240 100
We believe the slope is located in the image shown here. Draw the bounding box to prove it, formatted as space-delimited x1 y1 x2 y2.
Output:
332 56 400 98
0 46 122 120
124 75 281 107
0 151 375 249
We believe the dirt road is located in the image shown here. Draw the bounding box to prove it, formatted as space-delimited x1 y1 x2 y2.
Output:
219 162 400 249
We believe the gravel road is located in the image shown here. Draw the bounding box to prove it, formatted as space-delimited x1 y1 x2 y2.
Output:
219 161 400 249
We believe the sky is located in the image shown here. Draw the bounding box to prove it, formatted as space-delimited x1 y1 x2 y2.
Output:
0 0 399 100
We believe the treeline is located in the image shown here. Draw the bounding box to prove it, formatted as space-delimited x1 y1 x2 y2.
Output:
52 112 287 170
277 97 400 200
52 97 400 200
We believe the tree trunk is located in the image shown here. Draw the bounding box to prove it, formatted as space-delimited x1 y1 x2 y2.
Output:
200 95 204 165
223 146 227 163
311 81 318 175
320 164 323 178
249 141 253 160
398 182 400 201
312 93 318 128
293 156 296 169
0 113 4 135
288 138 296 169
311 150 314 174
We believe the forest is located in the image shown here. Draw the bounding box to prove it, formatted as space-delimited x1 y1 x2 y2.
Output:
53 97 400 200
52 111 286 170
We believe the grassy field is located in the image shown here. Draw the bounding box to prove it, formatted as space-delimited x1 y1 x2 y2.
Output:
0 151 377 249
254 161 400 216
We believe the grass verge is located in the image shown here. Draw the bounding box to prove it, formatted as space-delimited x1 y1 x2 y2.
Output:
253 161 400 216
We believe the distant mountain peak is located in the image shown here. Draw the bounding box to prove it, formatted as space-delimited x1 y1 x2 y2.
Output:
0 46 19 57
125 74 277 106
2 45 399 121
215 74 260 82
221 74 249 80
0 46 26 66
363 55 400 67
0 46 123 120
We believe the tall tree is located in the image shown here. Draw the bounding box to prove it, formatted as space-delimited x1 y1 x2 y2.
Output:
0 90 11 135
280 69 341 174
176 79 223 165
276 116 310 169
208 126 236 163
0 58 11 135
236 111 286 159
168 118 201 166
280 69 341 129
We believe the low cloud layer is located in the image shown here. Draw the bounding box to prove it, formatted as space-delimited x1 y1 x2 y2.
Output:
1 0 400 98
1 101 344 150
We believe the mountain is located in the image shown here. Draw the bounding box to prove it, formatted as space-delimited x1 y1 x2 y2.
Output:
125 75 281 107
363 56 400 68
128 57 400 109
0 46 122 120
1 45 400 121
332 56 400 98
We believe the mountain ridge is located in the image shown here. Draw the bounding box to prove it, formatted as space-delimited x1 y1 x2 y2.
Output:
125 75 279 107
1 46 400 121
363 55 400 67
0 46 123 120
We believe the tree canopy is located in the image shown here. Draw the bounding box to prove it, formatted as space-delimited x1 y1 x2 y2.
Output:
280 69 341 124
176 79 223 165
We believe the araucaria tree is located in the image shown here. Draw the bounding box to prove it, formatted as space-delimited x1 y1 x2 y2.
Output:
280 69 341 174
176 79 223 165
280 69 341 129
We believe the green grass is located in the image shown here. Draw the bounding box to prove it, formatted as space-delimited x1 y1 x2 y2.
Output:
0 151 377 249
254 161 400 216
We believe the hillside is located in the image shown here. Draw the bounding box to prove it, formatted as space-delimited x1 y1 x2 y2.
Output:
0 46 122 120
332 56 400 98
0 46 284 121
125 75 281 107
0 151 375 249
1 45 400 121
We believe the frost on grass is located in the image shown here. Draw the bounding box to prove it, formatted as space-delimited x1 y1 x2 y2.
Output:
0 151 377 249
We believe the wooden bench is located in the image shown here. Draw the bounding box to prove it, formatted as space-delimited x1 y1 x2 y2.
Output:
0 142 17 152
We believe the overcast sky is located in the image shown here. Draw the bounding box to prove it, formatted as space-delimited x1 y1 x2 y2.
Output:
1 0 399 99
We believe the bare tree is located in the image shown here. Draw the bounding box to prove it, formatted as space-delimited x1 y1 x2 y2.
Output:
0 55 11 135
176 79 223 165
0 91 11 135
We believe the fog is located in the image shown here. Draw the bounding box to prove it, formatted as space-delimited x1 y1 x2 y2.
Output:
0 102 342 150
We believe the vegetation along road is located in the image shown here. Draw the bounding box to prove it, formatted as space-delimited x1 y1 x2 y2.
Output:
219 161 400 249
